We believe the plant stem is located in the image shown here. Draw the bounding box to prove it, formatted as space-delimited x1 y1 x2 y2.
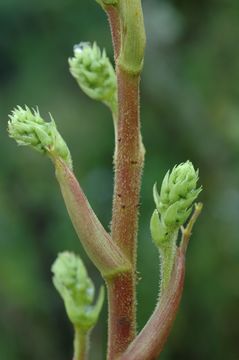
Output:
119 204 202 360
106 5 121 60
107 69 144 358
119 248 185 360
160 231 178 293
54 159 131 278
104 2 145 358
112 69 144 260
106 272 136 359
73 328 89 360
105 5 120 160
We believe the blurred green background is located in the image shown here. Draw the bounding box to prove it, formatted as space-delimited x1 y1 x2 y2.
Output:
0 0 239 359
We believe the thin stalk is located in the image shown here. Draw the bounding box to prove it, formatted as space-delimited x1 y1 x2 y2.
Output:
105 5 121 61
160 231 178 294
73 327 89 360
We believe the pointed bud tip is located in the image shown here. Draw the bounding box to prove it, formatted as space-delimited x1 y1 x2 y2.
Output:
8 106 72 169
69 41 117 111
153 161 201 230
52 252 104 330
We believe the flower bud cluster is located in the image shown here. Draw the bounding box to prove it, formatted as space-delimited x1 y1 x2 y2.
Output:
69 42 117 111
151 161 201 246
8 106 72 168
52 252 104 331
154 161 201 230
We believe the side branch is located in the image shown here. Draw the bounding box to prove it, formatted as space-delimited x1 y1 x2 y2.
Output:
119 248 185 360
119 204 202 360
54 159 131 278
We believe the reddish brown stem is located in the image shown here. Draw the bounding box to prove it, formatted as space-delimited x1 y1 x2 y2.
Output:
105 5 144 359
118 205 202 360
106 67 144 358
119 248 186 360
106 273 136 360
106 5 121 61
112 70 143 260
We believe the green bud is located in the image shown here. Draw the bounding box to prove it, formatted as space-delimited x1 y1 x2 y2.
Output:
154 161 201 230
69 42 117 112
52 252 104 331
8 106 72 169
150 210 169 246
151 161 202 292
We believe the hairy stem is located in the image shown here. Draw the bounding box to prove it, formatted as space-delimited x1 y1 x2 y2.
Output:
119 248 185 360
106 272 136 359
160 231 178 294
54 159 130 278
119 204 202 360
105 5 121 61
104 2 145 358
107 69 144 358
73 328 89 360
112 70 144 260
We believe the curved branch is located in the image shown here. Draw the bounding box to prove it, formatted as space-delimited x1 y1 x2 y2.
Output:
119 248 185 360
54 159 131 278
119 204 202 360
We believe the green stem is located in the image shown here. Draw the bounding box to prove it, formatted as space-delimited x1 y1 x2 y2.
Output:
117 0 146 75
160 231 178 294
73 328 89 360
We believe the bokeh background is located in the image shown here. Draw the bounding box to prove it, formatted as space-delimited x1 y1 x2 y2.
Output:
0 0 239 359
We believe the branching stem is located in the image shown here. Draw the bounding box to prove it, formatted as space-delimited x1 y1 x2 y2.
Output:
118 204 202 360
106 66 144 360
119 249 185 360
103 1 146 358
